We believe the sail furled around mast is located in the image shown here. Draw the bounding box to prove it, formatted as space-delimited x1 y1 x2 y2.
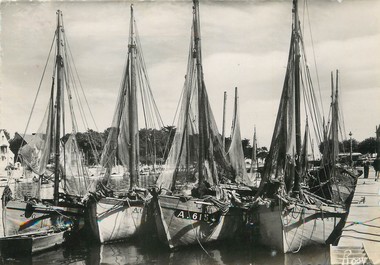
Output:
256 0 327 198
322 71 340 167
99 7 163 187
100 56 131 180
256 32 298 196
17 10 96 200
227 88 253 186
99 8 138 184
156 10 234 193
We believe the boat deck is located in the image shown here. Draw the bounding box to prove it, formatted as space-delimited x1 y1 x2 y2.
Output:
330 167 380 264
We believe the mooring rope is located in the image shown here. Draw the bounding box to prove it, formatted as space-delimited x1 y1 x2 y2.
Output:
345 216 380 229
187 201 212 258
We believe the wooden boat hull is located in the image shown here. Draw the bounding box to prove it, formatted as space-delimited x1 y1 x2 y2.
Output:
153 194 244 249
2 200 84 236
0 230 66 256
332 168 359 206
258 204 346 253
332 185 352 205
87 197 149 243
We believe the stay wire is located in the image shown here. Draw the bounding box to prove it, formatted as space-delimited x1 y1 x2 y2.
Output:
63 33 100 164
305 0 324 117
135 22 165 129
64 36 100 165
17 32 57 163
62 18 99 133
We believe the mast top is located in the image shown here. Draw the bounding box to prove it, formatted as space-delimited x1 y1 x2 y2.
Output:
56 10 64 34
129 4 135 51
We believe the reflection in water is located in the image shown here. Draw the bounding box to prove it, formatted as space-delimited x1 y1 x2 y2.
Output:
0 235 331 265
98 243 149 265
0 235 331 264
284 245 330 265
91 240 330 265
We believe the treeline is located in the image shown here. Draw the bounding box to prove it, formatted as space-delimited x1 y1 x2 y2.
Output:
319 137 378 156
2 128 378 166
6 127 176 166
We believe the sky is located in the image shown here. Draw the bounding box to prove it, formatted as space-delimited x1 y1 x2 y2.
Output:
0 0 379 148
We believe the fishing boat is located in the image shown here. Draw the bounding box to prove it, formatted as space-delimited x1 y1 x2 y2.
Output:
1 10 94 245
153 0 253 249
308 70 361 206
251 0 347 253
85 5 163 243
0 229 67 256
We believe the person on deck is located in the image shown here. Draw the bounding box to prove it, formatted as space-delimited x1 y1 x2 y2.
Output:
363 160 370 179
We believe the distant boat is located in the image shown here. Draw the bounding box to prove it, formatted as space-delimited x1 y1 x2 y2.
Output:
85 5 163 243
252 0 347 253
153 0 253 249
227 87 255 187
309 70 361 206
1 10 94 250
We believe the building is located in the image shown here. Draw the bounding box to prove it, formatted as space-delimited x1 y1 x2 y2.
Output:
0 130 15 177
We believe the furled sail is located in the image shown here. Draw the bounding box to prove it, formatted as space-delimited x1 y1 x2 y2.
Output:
256 33 298 197
99 58 132 181
98 9 163 189
156 23 234 193
227 88 253 186
14 10 97 202
322 72 340 167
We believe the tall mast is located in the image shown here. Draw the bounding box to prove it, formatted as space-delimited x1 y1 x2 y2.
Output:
330 71 335 165
232 87 238 135
54 10 63 205
193 0 205 186
293 0 302 195
335 69 339 135
221 91 227 151
334 70 339 163
250 126 257 174
129 4 139 189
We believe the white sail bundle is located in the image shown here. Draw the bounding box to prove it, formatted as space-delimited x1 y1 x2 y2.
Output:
226 88 254 186
156 24 236 193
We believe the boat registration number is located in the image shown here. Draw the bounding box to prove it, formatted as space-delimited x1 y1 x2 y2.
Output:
174 210 219 222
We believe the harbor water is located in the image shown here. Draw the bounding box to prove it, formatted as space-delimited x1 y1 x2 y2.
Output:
0 183 332 265
0 229 330 265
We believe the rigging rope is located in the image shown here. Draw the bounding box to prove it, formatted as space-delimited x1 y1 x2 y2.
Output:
305 0 324 117
16 33 57 163
62 18 100 133
63 32 100 165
